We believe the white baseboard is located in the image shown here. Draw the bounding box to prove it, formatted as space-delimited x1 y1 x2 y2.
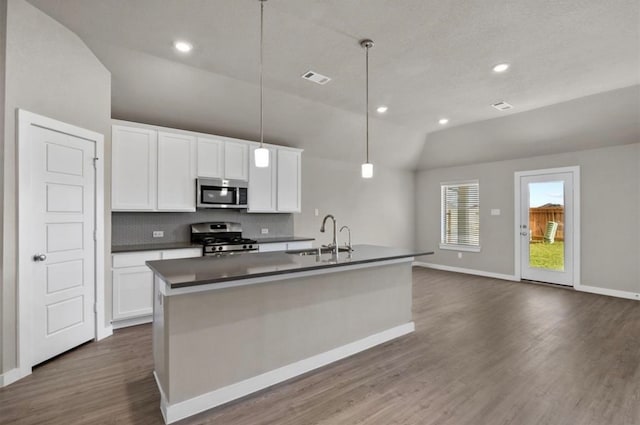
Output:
112 315 152 330
575 284 640 301
155 322 415 424
413 262 519 282
0 367 31 388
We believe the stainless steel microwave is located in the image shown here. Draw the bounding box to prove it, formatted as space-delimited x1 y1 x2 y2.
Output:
196 178 248 209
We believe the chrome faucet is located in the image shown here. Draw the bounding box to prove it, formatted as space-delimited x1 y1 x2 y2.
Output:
320 214 338 254
339 225 352 251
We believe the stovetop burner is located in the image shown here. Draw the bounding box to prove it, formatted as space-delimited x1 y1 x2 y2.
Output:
191 222 258 256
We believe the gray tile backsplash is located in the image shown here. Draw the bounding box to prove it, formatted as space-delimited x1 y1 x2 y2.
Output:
112 210 294 246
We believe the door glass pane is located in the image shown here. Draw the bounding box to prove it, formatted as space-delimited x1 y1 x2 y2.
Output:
528 181 564 271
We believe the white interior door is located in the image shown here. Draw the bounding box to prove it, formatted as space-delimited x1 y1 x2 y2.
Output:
519 171 574 286
30 125 96 365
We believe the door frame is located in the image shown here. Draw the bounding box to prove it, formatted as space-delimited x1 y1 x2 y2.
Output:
514 166 580 286
16 109 108 382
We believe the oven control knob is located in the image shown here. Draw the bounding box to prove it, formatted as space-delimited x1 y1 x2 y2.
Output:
248 245 253 249
218 246 223 251
243 245 247 249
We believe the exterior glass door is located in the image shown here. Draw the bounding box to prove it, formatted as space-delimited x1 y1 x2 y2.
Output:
520 172 574 285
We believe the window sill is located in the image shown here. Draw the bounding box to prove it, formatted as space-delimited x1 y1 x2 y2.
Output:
439 244 481 253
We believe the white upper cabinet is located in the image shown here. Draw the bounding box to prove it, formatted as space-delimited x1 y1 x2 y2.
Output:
224 140 249 181
197 137 224 179
197 137 249 181
248 146 277 212
112 123 196 212
157 132 196 211
277 149 302 213
112 125 157 211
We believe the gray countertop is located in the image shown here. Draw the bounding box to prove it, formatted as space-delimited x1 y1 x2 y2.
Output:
112 242 201 253
253 236 315 244
112 236 314 253
147 244 434 289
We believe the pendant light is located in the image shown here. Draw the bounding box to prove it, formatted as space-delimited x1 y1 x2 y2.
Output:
360 39 374 179
254 0 269 168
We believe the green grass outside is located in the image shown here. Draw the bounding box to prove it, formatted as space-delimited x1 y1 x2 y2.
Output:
529 241 564 271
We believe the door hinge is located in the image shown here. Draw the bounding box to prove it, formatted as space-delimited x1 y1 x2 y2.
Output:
93 230 97 241
93 303 97 313
93 157 99 168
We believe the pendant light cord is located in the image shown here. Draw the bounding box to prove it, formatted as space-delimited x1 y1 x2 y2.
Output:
259 0 265 148
365 44 369 163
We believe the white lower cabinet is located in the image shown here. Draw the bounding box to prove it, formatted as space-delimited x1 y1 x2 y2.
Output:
257 241 312 252
112 248 201 328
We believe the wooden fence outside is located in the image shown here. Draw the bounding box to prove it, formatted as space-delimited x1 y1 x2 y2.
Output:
529 207 564 241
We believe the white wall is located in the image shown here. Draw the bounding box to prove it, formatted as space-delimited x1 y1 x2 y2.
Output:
295 155 415 250
1 0 111 374
416 143 640 294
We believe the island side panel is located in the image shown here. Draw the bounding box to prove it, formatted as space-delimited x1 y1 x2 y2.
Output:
164 261 413 404
153 276 170 402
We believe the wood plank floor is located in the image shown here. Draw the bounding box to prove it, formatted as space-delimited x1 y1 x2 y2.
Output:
1 268 638 425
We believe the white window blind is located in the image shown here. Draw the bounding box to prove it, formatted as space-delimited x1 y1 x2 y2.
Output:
441 181 480 249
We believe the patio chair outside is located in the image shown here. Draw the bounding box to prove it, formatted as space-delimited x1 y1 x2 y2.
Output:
544 221 559 244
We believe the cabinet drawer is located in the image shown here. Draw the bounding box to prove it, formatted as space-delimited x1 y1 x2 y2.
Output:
286 241 312 250
258 243 288 252
112 251 162 268
161 248 202 259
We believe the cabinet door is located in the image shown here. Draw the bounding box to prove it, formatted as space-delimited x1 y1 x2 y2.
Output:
258 243 288 252
277 149 302 212
112 125 157 211
248 146 277 212
112 267 154 320
157 131 196 211
197 137 224 178
224 140 249 181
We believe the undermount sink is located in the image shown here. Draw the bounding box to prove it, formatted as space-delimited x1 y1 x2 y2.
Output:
286 246 352 256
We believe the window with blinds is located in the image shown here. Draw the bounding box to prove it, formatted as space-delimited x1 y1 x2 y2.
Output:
440 181 480 251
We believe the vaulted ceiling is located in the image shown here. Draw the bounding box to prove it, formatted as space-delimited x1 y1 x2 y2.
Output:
28 0 640 169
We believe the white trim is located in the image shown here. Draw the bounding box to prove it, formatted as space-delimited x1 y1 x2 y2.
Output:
514 166 580 286
155 322 415 424
413 262 519 282
17 109 108 382
157 257 414 296
575 284 640 301
112 315 153 330
439 244 481 252
0 368 30 388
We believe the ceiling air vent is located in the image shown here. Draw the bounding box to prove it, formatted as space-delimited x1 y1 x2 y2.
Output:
491 101 514 111
301 70 331 85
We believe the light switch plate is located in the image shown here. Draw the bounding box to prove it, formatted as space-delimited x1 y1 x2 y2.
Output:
153 231 164 238
491 209 501 216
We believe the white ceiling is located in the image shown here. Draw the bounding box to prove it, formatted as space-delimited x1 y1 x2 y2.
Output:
28 0 640 169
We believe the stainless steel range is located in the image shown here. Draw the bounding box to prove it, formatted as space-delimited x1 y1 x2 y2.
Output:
191 222 258 256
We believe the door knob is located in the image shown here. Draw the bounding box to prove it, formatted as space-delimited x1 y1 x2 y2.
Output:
33 253 47 262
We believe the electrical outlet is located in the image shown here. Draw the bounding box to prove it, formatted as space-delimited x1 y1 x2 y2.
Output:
491 209 501 216
261 228 269 235
153 231 164 238
314 208 319 217
458 252 462 259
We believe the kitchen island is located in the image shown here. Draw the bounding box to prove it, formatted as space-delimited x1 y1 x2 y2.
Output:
147 245 432 424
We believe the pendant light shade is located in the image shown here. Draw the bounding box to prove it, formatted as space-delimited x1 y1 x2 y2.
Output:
361 162 373 179
255 147 269 167
254 0 269 168
361 39 374 179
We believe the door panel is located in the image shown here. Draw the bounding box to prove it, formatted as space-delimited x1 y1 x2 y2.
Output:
31 126 96 365
520 172 574 286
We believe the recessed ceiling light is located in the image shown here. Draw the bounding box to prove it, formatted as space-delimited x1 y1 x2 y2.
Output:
174 40 193 53
438 118 449 125
376 105 388 114
492 63 510 73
